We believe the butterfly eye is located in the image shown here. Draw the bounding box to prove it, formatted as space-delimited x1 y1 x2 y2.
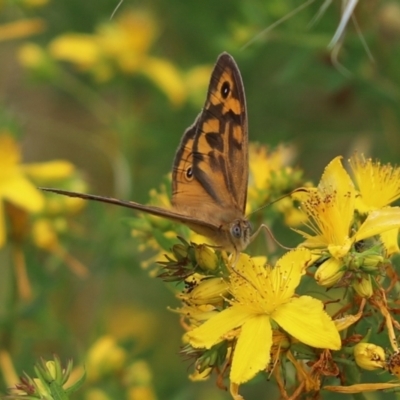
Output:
231 224 242 239
185 166 194 181
221 81 231 99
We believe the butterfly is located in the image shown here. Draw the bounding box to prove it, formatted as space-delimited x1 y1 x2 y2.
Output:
41 52 254 254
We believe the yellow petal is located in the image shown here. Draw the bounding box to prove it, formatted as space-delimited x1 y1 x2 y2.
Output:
22 160 75 181
140 57 186 106
49 34 100 68
319 156 354 198
2 176 44 212
230 315 272 384
0 133 21 166
355 207 400 241
380 228 400 256
269 248 312 303
334 311 362 331
186 305 251 349
272 296 341 350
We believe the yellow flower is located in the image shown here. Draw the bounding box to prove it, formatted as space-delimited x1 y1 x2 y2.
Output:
0 132 79 248
349 154 400 255
349 153 400 212
0 133 44 246
296 157 400 259
354 343 386 370
186 249 341 389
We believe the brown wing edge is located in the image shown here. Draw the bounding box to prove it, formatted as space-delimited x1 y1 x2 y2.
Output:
204 52 249 214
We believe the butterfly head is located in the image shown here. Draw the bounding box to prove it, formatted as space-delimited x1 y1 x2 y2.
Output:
227 218 252 253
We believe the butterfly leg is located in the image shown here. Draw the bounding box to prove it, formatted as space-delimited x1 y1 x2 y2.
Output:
249 224 292 250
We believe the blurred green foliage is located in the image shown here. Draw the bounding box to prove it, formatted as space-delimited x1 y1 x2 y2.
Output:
1 0 400 399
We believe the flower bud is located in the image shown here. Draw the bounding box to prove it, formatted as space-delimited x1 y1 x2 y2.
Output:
178 277 228 306
315 258 344 287
354 343 386 370
360 254 384 272
353 275 373 298
172 243 188 261
194 244 218 271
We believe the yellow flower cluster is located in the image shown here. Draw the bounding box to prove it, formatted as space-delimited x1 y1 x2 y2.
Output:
135 150 400 399
295 155 400 297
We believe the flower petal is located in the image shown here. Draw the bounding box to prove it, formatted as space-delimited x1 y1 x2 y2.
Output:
23 161 75 181
141 57 186 106
355 207 400 242
380 228 400 256
2 176 44 212
272 296 341 350
186 305 251 349
269 248 312 303
230 315 272 384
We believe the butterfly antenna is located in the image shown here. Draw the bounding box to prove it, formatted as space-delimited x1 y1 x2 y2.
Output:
247 192 291 218
39 187 137 210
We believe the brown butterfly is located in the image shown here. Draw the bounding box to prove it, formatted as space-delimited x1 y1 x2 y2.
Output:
41 53 253 254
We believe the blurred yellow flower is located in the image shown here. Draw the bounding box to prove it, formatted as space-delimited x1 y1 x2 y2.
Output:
0 132 82 260
0 18 45 42
141 57 186 106
0 133 44 246
246 143 305 226
186 249 340 392
49 33 100 69
18 43 47 69
86 336 127 382
46 9 186 105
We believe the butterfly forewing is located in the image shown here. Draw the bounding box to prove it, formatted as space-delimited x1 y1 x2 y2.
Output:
172 53 248 219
